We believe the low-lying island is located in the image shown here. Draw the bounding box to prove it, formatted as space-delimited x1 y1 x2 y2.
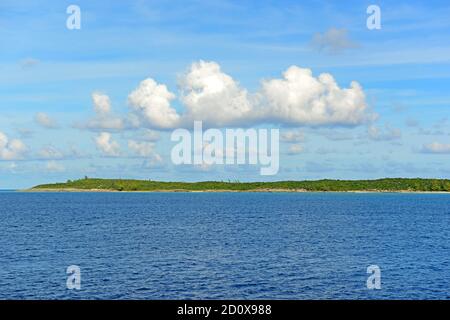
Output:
29 178 450 193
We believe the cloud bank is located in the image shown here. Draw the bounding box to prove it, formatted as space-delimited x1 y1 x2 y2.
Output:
122 60 374 130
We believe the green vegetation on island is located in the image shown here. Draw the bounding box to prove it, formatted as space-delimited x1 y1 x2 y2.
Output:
30 177 450 192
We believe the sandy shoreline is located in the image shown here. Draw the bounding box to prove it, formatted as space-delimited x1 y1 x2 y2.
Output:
23 188 450 194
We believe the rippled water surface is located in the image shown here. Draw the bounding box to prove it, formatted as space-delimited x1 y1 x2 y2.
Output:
0 191 449 299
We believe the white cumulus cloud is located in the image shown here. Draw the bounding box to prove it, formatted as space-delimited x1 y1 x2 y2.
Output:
92 92 112 115
128 78 181 129
94 132 121 157
260 66 374 126
179 60 254 127
0 132 27 160
76 92 125 131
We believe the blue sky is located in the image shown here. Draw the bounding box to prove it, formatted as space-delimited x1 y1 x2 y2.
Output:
1 0 450 188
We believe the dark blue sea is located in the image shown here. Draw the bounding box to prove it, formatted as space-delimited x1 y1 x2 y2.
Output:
0 191 449 300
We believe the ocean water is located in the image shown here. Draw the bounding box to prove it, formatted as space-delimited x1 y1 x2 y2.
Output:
0 191 449 300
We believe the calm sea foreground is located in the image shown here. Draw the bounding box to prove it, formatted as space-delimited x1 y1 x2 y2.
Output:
0 191 448 299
